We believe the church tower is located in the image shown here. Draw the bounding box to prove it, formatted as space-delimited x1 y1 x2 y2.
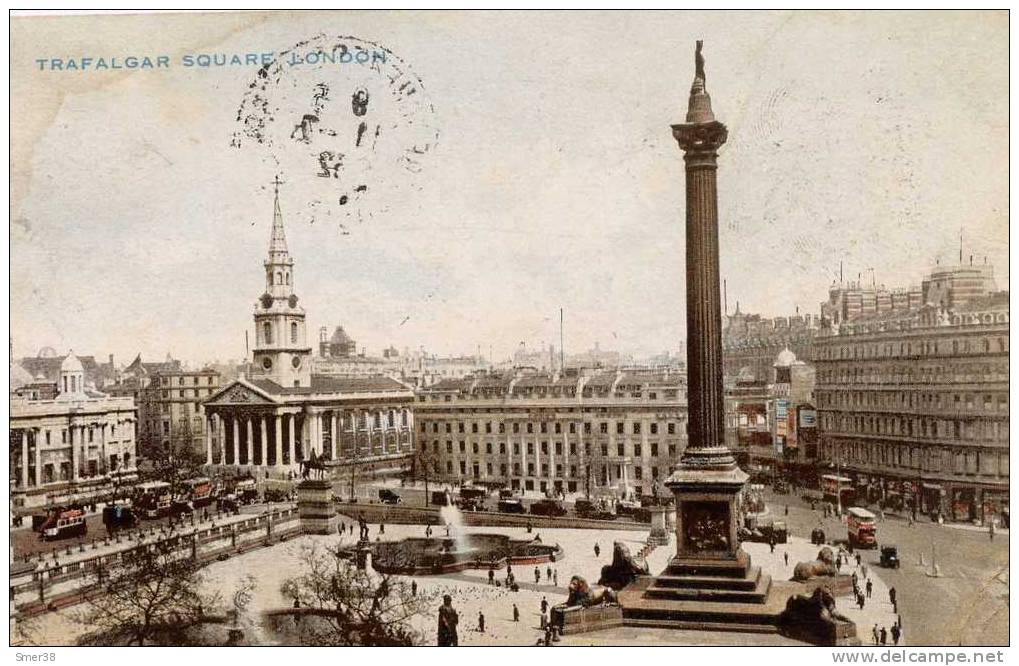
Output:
250 178 312 388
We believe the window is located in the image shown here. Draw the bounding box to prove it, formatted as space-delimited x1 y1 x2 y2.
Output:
527 423 534 434
616 422 625 434
527 443 534 455
290 322 298 343
554 442 562 455
500 464 507 476
513 443 520 455
263 322 273 344
554 423 561 434
499 442 506 454
540 422 548 434
650 423 658 435
446 441 453 453
513 423 520 434
601 444 608 456
634 443 642 457
633 423 641 434
485 422 493 434
445 423 452 433
472 442 479 454
458 422 465 433
668 423 676 435
651 442 659 457
600 423 608 434
634 467 643 480
472 423 478 433
513 463 521 475
498 423 505 434
460 461 466 475
584 423 592 434
460 441 466 453
617 443 624 456
540 441 548 455
527 463 535 476
569 443 576 455
569 422 576 434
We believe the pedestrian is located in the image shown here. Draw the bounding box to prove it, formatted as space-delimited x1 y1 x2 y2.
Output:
380 522 385 535
594 542 601 557
553 569 558 587
872 624 879 645
856 553 861 566
540 608 548 630
880 626 888 645
784 552 789 566
513 603 520 622
547 565 552 581
769 536 776 554
891 624 901 645
488 567 495 585
889 587 897 605
437 594 459 647
535 567 541 584
784 504 789 516
411 581 418 597
835 553 842 571
478 611 485 633
989 521 995 541
861 563 868 579
865 579 873 598
857 593 865 610
541 596 548 614
852 571 858 588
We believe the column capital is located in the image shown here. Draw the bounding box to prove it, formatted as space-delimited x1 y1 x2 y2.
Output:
671 120 727 163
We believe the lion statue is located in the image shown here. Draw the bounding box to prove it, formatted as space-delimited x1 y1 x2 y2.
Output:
564 575 617 608
597 541 650 590
792 546 838 582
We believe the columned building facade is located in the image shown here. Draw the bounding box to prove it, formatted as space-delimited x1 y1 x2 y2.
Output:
10 353 137 510
202 183 415 478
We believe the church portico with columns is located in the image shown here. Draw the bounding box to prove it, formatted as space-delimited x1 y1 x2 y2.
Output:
202 376 415 476
201 179 415 479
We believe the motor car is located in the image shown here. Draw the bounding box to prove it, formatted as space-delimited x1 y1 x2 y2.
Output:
880 545 900 569
378 489 402 505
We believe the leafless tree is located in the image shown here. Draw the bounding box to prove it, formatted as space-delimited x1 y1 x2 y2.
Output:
75 536 221 645
279 541 434 646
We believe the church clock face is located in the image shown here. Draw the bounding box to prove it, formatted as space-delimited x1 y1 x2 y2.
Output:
262 356 273 370
288 294 299 308
292 356 302 369
261 293 273 309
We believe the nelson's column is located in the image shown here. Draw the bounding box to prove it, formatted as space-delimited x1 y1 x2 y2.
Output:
619 41 781 630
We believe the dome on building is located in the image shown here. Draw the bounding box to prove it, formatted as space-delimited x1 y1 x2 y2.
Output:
773 347 798 367
330 326 354 345
37 346 58 358
61 352 84 373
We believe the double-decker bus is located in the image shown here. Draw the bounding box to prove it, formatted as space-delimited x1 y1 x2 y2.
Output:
820 474 855 509
40 506 87 541
136 481 172 518
182 477 214 508
846 507 878 548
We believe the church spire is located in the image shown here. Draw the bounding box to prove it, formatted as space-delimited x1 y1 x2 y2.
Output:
267 176 289 263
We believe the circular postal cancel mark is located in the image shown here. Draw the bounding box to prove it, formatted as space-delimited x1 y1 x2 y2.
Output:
231 33 439 230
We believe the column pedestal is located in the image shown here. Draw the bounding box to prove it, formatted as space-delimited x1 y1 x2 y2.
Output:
296 479 337 535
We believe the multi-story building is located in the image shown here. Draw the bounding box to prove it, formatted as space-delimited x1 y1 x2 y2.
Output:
722 305 820 382
201 184 415 478
724 347 816 479
10 353 137 509
106 356 220 462
413 368 688 498
813 262 1008 523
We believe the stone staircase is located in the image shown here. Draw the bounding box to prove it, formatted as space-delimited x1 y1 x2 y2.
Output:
618 550 789 634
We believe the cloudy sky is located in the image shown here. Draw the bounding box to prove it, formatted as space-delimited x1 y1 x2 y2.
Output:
10 10 1008 365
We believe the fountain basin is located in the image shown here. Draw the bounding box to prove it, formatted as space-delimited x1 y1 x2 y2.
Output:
371 533 563 576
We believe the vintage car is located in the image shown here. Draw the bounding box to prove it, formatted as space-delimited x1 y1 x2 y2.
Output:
378 489 402 505
497 499 526 514
530 499 567 517
880 545 900 569
740 518 789 545
574 499 615 520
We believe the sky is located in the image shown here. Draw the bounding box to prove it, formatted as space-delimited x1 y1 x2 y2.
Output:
9 10 1009 366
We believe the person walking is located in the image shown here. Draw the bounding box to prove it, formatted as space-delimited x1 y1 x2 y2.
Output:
411 580 418 596
769 536 776 553
553 569 558 587
857 593 865 610
866 579 873 598
880 626 888 645
989 520 995 541
540 608 548 630
541 597 548 614
535 567 541 584
513 603 520 622
783 552 789 566
488 567 495 585
477 611 485 633
546 564 552 581
889 587 897 606
594 542 601 557
872 624 880 645
891 624 901 645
